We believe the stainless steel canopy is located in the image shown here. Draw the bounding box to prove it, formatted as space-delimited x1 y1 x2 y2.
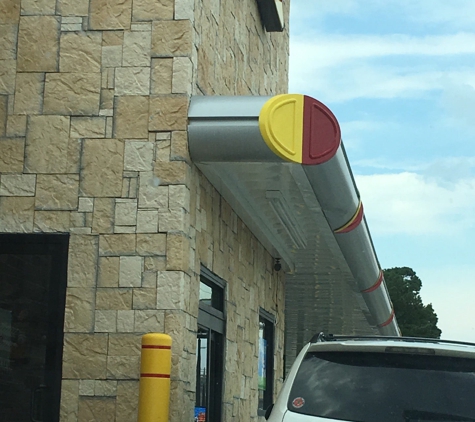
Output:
188 94 400 363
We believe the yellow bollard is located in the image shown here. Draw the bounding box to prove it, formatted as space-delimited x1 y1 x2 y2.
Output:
137 333 172 422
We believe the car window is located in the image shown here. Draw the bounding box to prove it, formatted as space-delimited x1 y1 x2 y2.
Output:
288 351 475 422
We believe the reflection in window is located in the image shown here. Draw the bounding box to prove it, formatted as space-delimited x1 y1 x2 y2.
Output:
195 328 208 421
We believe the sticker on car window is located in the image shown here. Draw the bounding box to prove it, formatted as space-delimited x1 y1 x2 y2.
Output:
292 397 305 408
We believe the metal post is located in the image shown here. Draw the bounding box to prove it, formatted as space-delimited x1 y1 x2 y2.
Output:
137 333 172 422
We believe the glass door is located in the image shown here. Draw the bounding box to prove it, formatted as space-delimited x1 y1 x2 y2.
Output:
0 234 68 422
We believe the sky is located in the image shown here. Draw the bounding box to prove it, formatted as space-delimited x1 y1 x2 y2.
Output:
289 0 475 342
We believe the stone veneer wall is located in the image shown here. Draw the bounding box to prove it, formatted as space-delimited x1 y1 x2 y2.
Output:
0 0 289 421
189 1 289 421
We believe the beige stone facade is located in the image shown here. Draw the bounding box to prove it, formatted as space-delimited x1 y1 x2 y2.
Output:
0 0 289 421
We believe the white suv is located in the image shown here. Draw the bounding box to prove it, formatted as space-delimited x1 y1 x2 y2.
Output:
266 333 475 422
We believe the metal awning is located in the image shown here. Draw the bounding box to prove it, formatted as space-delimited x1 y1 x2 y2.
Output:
188 94 400 359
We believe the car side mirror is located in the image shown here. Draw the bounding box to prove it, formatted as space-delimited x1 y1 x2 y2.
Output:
265 403 274 420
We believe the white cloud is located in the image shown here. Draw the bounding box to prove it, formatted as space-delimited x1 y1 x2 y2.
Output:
291 33 475 67
289 33 475 102
355 172 475 235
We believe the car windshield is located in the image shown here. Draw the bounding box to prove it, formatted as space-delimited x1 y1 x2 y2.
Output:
288 351 475 422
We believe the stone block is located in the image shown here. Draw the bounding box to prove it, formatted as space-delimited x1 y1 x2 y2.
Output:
35 174 79 210
0 197 34 232
154 161 190 185
156 271 187 309
149 96 188 131
137 172 168 209
131 22 151 31
115 199 138 226
70 117 106 138
78 397 116 422
136 233 166 256
0 137 24 172
60 380 79 421
155 138 170 162
0 59 16 94
58 0 89 16
61 23 82 31
124 140 154 171
151 58 172 94
115 381 139 422
0 24 17 60
89 0 132 30
94 380 118 397
25 115 71 173
170 131 189 162
44 73 101 115
172 57 192 94
0 95 6 136
102 30 123 46
158 208 188 233
114 95 149 139
108 333 141 356
33 211 71 232
151 20 192 57
0 0 20 24
63 287 95 332
107 356 140 379
169 184 190 210
132 287 156 309
132 0 173 21
166 233 190 271
122 31 151 67
81 138 124 197
94 310 117 332
134 309 164 332
114 67 150 96
21 0 56 15
13 73 44 115
174 0 194 20
60 31 102 73
98 256 120 287
102 45 123 68
0 174 35 196
142 271 156 288
99 234 136 255
92 197 114 234
6 115 27 137
100 89 114 110
119 255 142 287
67 234 99 288
144 256 166 272
136 209 158 233
79 380 95 396
17 16 59 72
96 288 133 310
117 310 135 332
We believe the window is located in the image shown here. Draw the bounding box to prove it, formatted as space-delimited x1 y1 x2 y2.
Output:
0 234 69 422
258 308 275 416
195 266 225 422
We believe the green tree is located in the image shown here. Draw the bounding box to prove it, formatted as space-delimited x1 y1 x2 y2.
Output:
383 267 441 338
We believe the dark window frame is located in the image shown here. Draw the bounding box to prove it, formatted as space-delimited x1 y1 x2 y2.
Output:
196 265 226 422
0 233 69 422
258 308 276 416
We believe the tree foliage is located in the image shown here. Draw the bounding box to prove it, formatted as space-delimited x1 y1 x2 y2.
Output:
383 267 441 338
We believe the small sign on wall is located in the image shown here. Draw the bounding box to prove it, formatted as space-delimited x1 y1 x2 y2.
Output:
256 0 284 32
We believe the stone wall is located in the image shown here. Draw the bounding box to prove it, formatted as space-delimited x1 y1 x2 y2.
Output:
0 0 289 421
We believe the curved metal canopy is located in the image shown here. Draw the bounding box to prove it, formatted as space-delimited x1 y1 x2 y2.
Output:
188 94 400 339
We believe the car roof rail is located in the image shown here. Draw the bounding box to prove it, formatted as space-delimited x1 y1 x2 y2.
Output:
308 333 475 348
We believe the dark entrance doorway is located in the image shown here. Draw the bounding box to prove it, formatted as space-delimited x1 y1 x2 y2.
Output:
0 234 69 422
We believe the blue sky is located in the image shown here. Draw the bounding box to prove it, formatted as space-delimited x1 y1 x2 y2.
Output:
289 0 475 342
